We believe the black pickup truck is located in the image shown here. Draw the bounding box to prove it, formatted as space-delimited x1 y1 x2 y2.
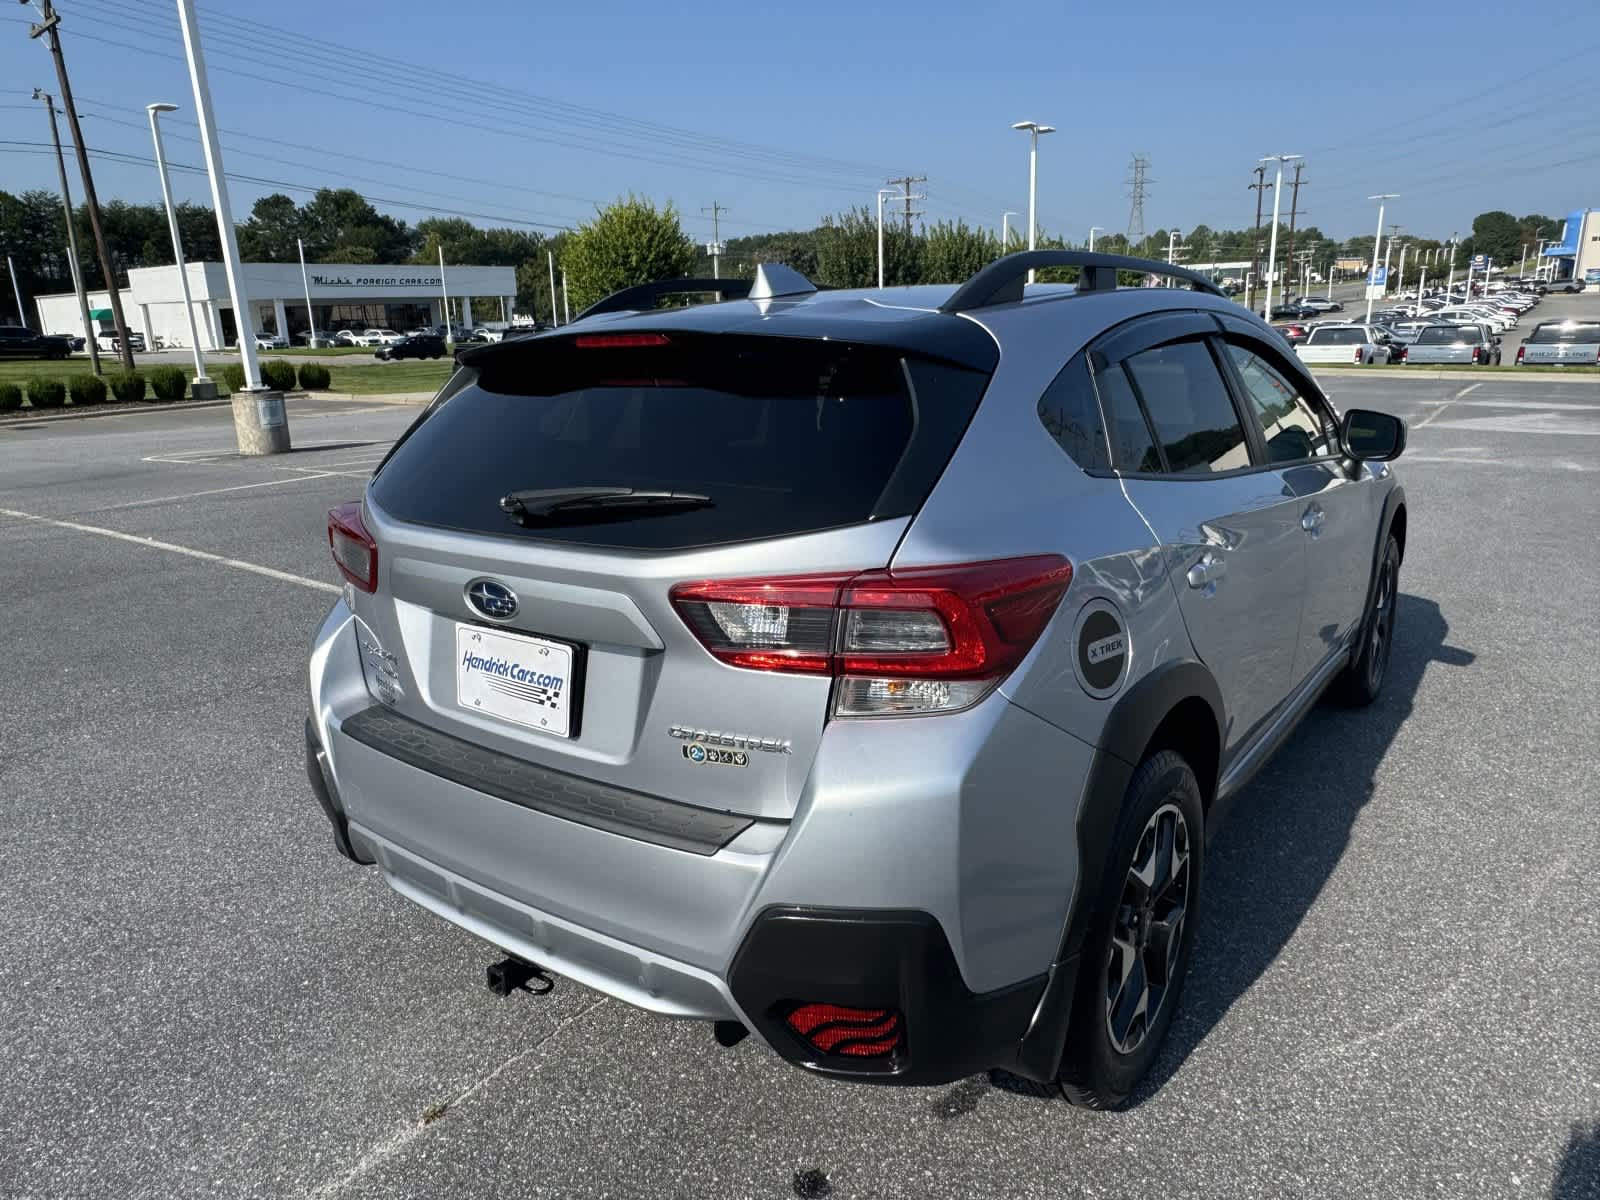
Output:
0 325 73 360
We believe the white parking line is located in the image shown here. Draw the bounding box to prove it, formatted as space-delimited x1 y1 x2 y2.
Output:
97 473 339 511
0 507 339 593
1416 381 1483 429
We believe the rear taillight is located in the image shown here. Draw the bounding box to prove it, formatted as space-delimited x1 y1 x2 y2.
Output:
1355 347 1364 363
785 1003 904 1058
328 501 377 593
670 555 1072 717
1472 346 1481 363
573 332 670 349
1397 347 1408 363
1516 345 1525 364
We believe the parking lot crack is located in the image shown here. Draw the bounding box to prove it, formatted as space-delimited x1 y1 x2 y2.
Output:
306 996 609 1198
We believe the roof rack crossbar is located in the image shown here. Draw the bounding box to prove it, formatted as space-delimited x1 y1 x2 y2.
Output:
939 251 1225 313
575 277 754 320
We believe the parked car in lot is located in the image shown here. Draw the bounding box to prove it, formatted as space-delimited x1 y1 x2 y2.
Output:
254 332 289 351
1294 323 1394 364
306 252 1409 1107
1294 296 1344 313
1400 323 1499 365
1280 320 1314 345
1269 302 1319 320
374 333 448 361
472 327 504 343
1436 306 1512 333
1537 277 1586 294
1516 319 1600 365
0 324 73 359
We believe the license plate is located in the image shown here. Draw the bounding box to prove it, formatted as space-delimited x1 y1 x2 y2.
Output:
456 623 576 738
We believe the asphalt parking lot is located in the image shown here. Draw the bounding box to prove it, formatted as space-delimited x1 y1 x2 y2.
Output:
2 374 1598 1200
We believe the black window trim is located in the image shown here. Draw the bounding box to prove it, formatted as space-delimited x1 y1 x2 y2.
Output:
1083 322 1264 482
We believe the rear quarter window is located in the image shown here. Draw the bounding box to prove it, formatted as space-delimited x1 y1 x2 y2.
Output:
1037 353 1111 472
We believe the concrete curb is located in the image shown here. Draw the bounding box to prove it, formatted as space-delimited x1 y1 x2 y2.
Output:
0 390 433 426
1312 367 1600 382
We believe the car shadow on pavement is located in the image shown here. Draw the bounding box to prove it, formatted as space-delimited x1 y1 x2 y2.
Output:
1132 592 1476 1103
1553 1120 1600 1199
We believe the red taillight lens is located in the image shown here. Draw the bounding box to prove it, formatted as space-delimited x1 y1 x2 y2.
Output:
328 501 377 593
1472 346 1481 362
785 1003 903 1058
670 556 1072 716
1397 347 1408 363
1355 346 1364 363
573 332 670 349
1516 345 1525 364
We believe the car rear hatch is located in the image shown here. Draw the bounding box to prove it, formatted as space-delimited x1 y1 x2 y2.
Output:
1521 322 1600 364
343 328 995 823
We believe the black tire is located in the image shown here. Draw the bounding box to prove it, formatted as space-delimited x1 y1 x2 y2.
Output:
1050 750 1204 1109
1330 533 1400 707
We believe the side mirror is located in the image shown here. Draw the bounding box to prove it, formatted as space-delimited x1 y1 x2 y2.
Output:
1341 408 1407 462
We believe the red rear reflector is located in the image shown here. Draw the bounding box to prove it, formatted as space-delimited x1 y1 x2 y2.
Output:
1516 345 1525 363
785 1003 903 1058
328 501 377 593
573 332 670 349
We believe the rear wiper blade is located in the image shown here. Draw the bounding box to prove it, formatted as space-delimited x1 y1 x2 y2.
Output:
500 486 713 523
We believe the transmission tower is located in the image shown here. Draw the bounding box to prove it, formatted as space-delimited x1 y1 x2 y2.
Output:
1125 154 1151 247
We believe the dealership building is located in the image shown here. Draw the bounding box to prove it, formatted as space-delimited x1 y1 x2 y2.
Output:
34 260 518 349
1539 209 1600 284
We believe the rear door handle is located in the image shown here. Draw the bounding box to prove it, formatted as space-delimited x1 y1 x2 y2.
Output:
1186 552 1226 589
1301 505 1326 533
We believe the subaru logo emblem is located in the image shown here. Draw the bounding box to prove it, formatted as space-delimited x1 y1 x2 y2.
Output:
466 579 518 621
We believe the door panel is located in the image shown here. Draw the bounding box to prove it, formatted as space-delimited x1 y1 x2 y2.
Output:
1122 476 1306 753
1283 462 1382 674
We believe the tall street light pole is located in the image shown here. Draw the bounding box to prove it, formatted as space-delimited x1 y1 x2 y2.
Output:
1261 154 1301 321
28 0 135 370
146 102 212 396
31 89 98 374
1012 120 1055 283
1445 232 1459 294
1364 193 1399 323
5 255 23 325
876 188 899 288
175 0 287 455
1001 211 1020 252
297 237 316 347
1088 226 1103 252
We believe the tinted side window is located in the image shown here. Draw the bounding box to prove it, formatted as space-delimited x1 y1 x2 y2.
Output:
1036 353 1110 472
1124 341 1251 474
1225 343 1336 463
1092 362 1161 473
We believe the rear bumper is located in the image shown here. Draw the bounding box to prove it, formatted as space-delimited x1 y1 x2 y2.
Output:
306 598 1092 1081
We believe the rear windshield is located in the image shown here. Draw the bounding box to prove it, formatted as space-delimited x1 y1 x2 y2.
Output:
1309 327 1365 345
1416 326 1473 344
1529 323 1600 344
370 334 988 549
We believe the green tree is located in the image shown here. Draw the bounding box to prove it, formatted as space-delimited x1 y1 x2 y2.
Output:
237 193 304 262
1468 210 1521 266
815 207 921 288
921 219 997 283
561 196 695 312
299 188 414 263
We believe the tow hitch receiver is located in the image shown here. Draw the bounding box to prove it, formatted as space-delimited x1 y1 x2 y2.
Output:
486 956 555 998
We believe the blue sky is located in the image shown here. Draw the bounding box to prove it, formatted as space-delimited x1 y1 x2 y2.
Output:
3 0 1596 249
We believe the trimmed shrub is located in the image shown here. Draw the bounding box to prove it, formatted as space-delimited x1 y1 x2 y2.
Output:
110 370 147 404
0 383 21 412
297 362 331 391
218 362 246 394
260 359 298 391
68 375 108 406
26 377 66 409
148 365 188 402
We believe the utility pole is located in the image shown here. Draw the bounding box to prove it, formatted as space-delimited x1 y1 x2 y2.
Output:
884 175 927 235
28 1 134 370
1261 154 1300 322
31 88 99 375
1125 154 1150 247
701 201 726 277
1283 162 1305 296
5 255 23 325
1248 164 1270 309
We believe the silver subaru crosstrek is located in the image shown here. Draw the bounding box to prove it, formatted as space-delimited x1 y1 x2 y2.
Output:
306 252 1408 1107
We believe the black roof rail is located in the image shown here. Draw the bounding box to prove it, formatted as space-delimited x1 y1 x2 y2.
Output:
939 250 1225 313
575 277 753 320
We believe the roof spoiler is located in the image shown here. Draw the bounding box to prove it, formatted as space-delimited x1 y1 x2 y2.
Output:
575 277 754 320
940 251 1226 312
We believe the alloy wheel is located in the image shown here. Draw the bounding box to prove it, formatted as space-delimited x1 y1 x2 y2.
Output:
1368 556 1396 691
1104 803 1191 1056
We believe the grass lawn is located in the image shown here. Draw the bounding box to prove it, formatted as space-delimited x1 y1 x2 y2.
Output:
316 361 453 394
